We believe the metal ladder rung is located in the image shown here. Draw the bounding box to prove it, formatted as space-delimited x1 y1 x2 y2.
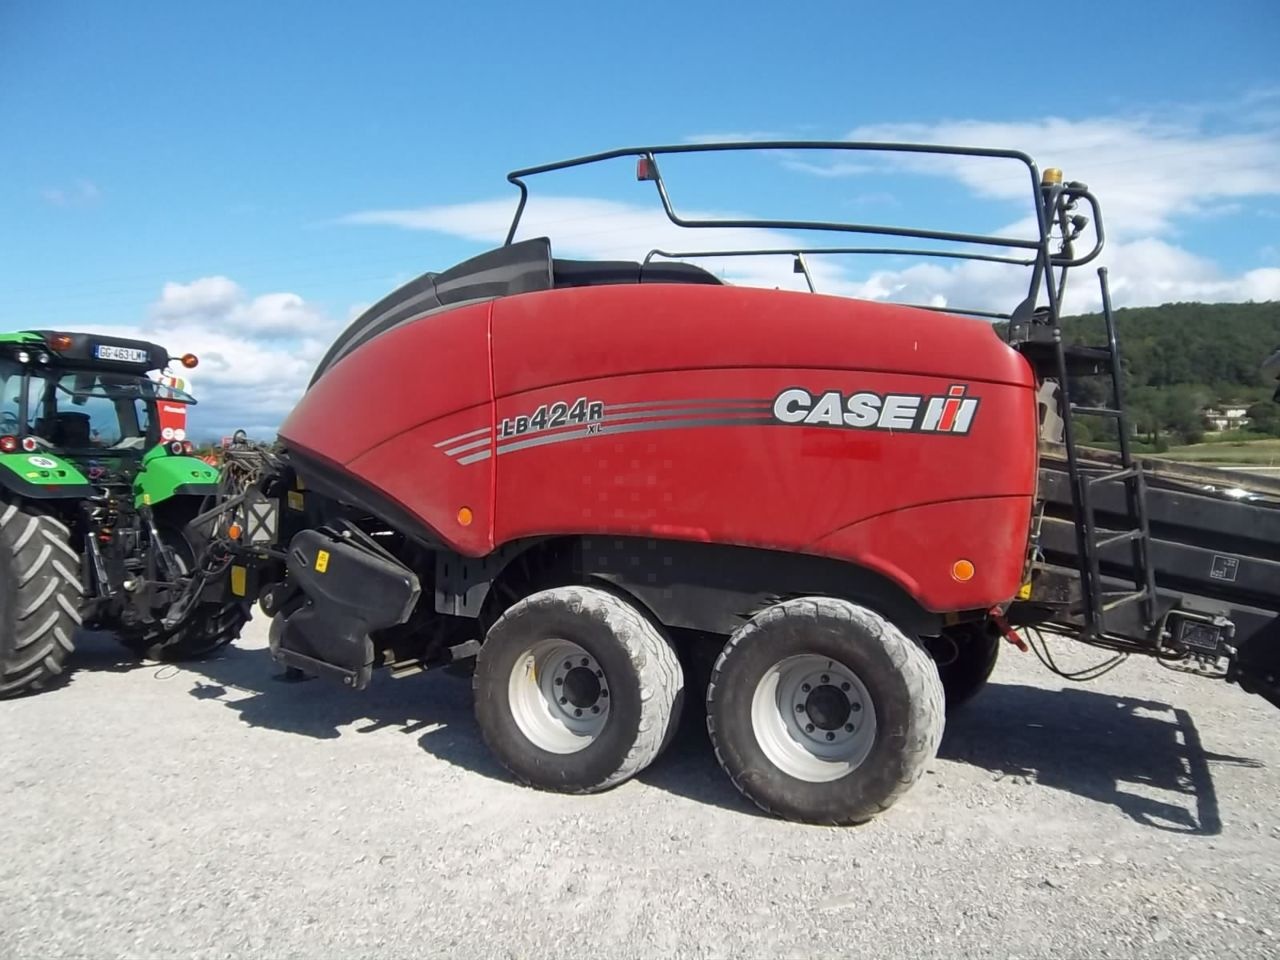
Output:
1085 465 1139 486
1101 589 1149 613
1070 405 1123 418
1095 528 1143 549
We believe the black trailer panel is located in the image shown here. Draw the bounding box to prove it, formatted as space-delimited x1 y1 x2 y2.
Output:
1022 450 1280 707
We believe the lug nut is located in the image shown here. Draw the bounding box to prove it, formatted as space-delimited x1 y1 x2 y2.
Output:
601 690 609 698
795 704 805 712
805 723 814 733
595 669 603 678
825 732 835 741
592 706 600 714
821 674 830 684
845 724 854 732
559 697 568 705
574 708 583 717
801 683 811 693
555 677 563 686
851 703 861 712
841 682 851 691
580 657 589 666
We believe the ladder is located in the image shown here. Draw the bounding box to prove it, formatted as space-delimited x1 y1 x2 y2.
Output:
1023 268 1159 643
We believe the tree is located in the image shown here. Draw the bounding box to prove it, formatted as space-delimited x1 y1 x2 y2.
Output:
1246 401 1280 437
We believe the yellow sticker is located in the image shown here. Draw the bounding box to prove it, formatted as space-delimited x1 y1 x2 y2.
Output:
1018 581 1033 600
315 549 330 574
143 493 152 505
287 491 304 511
230 565 247 597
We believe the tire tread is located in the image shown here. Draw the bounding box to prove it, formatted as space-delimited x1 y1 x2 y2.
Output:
706 596 944 825
0 503 82 698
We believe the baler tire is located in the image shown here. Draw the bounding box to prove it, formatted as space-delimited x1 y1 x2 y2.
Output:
473 585 684 794
706 596 944 825
0 503 82 698
930 622 1000 711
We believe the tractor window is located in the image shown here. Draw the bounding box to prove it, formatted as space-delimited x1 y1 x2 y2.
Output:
28 371 160 451
0 359 22 436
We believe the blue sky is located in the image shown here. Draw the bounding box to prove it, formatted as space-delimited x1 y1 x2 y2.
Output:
1 0 1277 437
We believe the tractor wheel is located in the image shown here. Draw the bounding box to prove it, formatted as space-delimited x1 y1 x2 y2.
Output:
473 585 684 793
926 621 1000 711
0 502 82 698
119 525 249 662
706 597 944 825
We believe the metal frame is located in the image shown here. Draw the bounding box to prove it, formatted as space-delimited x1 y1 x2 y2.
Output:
504 140 1105 320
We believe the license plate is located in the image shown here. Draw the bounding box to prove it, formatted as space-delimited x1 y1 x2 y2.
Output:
94 344 148 363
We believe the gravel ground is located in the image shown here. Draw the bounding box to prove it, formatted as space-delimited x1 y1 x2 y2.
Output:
1 617 1277 959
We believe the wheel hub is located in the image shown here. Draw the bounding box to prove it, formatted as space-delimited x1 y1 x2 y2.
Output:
561 664 603 709
751 654 877 782
508 639 611 754
804 684 852 731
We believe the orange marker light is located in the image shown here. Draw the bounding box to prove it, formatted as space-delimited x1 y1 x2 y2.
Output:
49 333 74 350
456 507 474 527
227 522 243 540
181 353 199 369
951 559 975 582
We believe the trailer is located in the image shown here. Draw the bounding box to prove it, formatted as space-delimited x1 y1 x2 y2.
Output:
201 141 1278 825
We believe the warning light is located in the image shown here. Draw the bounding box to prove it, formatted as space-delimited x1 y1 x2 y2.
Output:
0 436 16 453
457 506 474 527
169 441 185 455
227 522 243 541
48 333 73 351
1041 167 1063 187
636 156 659 182
21 437 37 452
181 353 199 369
951 559 975 582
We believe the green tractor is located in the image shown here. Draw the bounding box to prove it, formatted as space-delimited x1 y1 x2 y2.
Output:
0 330 251 697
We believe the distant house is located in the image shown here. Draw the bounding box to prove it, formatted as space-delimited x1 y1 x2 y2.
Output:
1203 404 1250 431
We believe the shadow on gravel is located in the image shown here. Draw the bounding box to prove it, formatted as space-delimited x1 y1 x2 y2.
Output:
634 700 766 819
180 644 764 817
942 681 1264 835
67 629 143 674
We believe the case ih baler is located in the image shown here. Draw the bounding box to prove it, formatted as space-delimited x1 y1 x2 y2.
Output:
210 142 1279 825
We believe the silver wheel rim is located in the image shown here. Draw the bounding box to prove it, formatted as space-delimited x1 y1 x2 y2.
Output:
508 638 611 754
750 654 877 783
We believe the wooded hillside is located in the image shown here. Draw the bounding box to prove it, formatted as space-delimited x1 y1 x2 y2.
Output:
1055 301 1280 447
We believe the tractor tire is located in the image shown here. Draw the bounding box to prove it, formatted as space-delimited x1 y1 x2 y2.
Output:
473 585 684 794
124 600 250 663
706 597 944 825
0 502 82 698
927 621 1000 711
119 524 249 662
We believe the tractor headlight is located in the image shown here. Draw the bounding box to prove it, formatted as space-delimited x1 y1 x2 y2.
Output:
16 350 29 363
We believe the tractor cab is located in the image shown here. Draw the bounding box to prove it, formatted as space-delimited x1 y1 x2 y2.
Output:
0 331 201 479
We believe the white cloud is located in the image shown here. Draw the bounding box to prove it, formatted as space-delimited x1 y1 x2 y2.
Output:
152 277 326 337
68 279 339 439
834 114 1280 240
344 196 818 291
41 179 100 207
153 276 241 322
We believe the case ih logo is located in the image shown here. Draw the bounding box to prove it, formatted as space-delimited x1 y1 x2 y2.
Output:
772 385 979 435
